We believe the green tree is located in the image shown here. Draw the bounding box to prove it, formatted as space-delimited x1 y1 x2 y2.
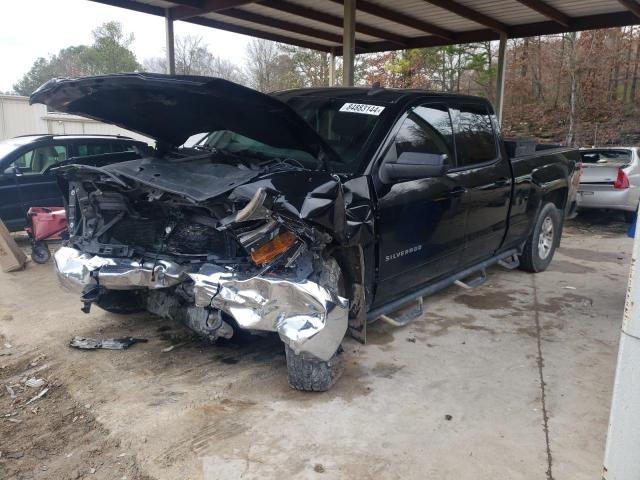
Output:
13 21 139 96
89 21 139 74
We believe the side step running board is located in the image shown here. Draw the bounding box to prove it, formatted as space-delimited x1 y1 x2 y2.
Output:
498 254 520 270
367 248 520 323
375 297 423 327
454 269 487 290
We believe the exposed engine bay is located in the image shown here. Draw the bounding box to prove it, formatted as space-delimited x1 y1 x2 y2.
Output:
53 147 373 366
31 73 377 391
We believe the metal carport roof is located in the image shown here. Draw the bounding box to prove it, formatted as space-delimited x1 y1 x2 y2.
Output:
90 0 640 53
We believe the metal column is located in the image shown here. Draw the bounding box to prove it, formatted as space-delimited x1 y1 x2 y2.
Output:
495 33 508 125
165 8 176 75
343 0 356 87
603 207 640 479
329 48 336 86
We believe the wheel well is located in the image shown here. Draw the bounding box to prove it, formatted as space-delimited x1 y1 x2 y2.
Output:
542 188 567 212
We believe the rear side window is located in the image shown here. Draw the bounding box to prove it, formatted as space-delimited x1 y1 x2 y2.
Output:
110 143 137 153
393 104 454 160
75 143 112 156
452 104 497 167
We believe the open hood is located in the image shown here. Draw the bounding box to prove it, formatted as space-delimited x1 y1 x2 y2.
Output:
30 73 332 159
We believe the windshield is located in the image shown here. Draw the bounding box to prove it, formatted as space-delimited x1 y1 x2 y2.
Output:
193 130 319 168
282 96 386 173
581 149 633 165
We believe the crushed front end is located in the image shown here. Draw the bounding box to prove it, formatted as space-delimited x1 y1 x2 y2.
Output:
53 155 350 364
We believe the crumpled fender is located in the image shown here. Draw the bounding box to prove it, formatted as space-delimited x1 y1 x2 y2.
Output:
227 171 374 246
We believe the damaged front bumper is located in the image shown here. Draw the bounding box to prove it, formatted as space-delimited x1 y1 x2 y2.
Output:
53 247 348 361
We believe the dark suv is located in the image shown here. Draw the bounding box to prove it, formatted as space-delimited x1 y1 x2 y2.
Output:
0 134 148 231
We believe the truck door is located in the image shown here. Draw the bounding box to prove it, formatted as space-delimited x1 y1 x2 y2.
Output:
373 103 467 305
450 103 512 266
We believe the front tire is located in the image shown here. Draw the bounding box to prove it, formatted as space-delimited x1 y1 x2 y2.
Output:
285 345 343 392
519 202 561 273
97 290 147 314
285 256 345 392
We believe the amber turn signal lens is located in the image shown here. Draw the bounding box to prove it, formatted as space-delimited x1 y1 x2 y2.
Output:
250 231 297 265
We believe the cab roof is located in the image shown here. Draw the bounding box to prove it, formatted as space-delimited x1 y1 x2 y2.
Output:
272 87 488 106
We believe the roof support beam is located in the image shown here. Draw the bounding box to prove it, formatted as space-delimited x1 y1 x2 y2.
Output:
166 0 203 8
419 0 509 34
165 8 176 74
618 0 640 18
89 0 332 52
361 11 640 54
495 33 508 124
329 0 454 41
260 0 408 47
513 0 572 28
343 0 356 86
217 8 358 46
171 0 257 20
188 15 333 51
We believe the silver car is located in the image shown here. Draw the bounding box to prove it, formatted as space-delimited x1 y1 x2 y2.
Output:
577 147 640 222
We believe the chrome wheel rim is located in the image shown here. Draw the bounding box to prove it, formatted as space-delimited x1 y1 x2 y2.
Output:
538 216 554 260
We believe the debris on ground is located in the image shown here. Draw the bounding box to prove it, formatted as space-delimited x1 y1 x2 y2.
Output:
161 342 187 353
69 337 148 350
445 414 453 421
25 378 46 389
25 387 49 405
5 384 16 399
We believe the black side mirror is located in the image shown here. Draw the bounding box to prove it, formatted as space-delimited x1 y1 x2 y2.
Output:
2 165 19 178
383 152 448 181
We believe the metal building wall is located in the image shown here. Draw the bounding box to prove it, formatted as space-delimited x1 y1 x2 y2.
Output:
0 95 152 144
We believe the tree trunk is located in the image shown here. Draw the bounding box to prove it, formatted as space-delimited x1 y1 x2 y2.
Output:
553 34 566 109
566 32 578 146
535 36 545 101
631 27 640 100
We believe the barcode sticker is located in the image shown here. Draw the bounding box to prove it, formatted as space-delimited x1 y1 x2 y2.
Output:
339 103 385 115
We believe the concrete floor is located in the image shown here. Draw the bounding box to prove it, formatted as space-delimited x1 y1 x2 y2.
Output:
0 211 631 480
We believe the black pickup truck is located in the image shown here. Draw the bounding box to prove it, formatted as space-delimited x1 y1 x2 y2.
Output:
32 74 579 391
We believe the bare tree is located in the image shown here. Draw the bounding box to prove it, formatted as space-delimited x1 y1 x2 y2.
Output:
245 39 281 92
142 35 245 84
566 32 578 146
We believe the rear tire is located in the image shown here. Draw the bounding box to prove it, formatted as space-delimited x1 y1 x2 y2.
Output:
519 202 561 273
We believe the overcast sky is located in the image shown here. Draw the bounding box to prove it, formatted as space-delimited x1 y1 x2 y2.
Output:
0 0 250 92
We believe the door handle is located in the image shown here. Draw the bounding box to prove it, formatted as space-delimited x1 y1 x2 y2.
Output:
447 186 467 197
495 177 510 187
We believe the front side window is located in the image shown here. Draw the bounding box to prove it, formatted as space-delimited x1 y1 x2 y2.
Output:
393 104 454 161
452 104 497 167
13 145 67 174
